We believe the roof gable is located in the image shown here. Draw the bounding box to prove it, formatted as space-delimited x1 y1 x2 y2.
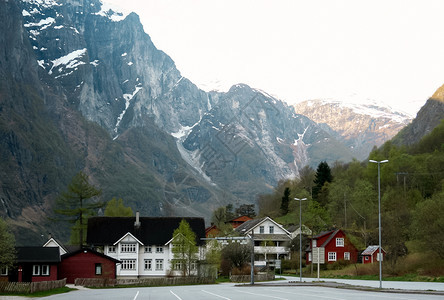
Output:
62 248 121 263
87 217 206 246
43 238 68 255
362 245 386 255
235 217 290 236
113 232 144 246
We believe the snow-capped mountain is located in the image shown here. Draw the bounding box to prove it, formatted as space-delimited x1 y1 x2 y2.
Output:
293 99 412 159
0 0 411 244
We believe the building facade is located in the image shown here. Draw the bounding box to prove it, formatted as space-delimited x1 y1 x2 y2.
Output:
86 214 206 278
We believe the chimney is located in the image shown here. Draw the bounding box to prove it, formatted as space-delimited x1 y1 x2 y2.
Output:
134 211 141 229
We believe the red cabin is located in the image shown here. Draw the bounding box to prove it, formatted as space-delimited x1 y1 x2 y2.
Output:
306 229 358 264
59 248 120 284
361 245 386 264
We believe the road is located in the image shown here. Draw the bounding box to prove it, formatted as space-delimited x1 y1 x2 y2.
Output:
41 278 444 300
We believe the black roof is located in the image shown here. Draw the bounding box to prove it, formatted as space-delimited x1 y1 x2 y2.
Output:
16 247 60 263
61 248 121 263
86 217 206 246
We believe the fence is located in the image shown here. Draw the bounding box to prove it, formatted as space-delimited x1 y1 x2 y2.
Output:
230 273 275 282
75 276 215 287
0 278 66 294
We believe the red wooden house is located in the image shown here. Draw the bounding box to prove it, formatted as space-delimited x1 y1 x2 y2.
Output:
306 229 358 264
361 245 386 264
228 215 252 228
59 248 120 283
7 247 60 282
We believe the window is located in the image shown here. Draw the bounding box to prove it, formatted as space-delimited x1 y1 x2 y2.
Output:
191 262 197 270
108 246 116 253
365 256 369 261
32 265 40 275
121 259 136 270
336 238 344 247
308 253 312 262
95 263 102 275
144 259 152 270
41 265 50 276
155 259 163 270
259 226 264 234
121 243 137 253
0 267 8 275
145 246 152 253
174 261 182 270
156 246 163 253
312 240 317 247
344 252 350 260
328 252 337 262
269 226 274 234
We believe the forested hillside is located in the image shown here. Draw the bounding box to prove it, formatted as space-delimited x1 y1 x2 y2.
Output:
257 119 444 273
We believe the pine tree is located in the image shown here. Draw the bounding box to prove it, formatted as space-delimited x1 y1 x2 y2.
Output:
312 161 333 205
53 171 103 247
280 187 291 215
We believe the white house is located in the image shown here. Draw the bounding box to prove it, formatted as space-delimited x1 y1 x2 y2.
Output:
235 217 291 267
86 213 206 278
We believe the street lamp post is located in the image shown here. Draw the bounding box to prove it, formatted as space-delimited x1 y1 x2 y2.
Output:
369 159 388 289
294 197 307 282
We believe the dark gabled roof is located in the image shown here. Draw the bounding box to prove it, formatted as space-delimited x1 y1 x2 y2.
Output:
320 229 341 247
16 247 60 263
61 248 121 263
234 217 267 233
86 217 206 246
312 230 335 239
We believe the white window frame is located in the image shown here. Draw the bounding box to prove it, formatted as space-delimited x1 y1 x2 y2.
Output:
344 252 350 260
312 240 317 247
174 261 182 270
108 245 116 253
145 246 152 253
121 243 137 253
32 265 40 276
121 259 136 270
308 252 312 262
144 259 152 270
95 263 102 275
269 226 274 234
365 256 369 261
0 267 8 275
328 252 337 262
41 265 50 276
259 226 264 234
155 259 163 270
336 238 344 247
156 246 163 253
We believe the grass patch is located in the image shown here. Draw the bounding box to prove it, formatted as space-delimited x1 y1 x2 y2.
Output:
0 286 76 297
215 276 231 283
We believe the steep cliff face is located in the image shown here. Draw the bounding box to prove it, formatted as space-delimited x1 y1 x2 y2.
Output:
392 85 444 146
294 100 412 159
2 0 376 244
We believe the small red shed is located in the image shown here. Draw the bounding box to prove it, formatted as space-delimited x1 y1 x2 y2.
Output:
361 245 386 264
306 229 358 264
59 248 120 283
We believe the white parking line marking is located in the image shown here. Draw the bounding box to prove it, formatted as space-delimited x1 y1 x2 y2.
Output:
268 288 346 300
237 290 289 300
202 289 232 299
170 290 183 300
133 290 139 300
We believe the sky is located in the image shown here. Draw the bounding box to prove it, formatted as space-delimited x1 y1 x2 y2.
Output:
104 0 444 116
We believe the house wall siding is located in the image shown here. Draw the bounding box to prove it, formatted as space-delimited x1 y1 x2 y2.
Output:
31 265 58 282
59 251 117 284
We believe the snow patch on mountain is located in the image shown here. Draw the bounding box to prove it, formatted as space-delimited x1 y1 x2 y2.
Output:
114 85 143 136
94 1 129 22
48 48 87 75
